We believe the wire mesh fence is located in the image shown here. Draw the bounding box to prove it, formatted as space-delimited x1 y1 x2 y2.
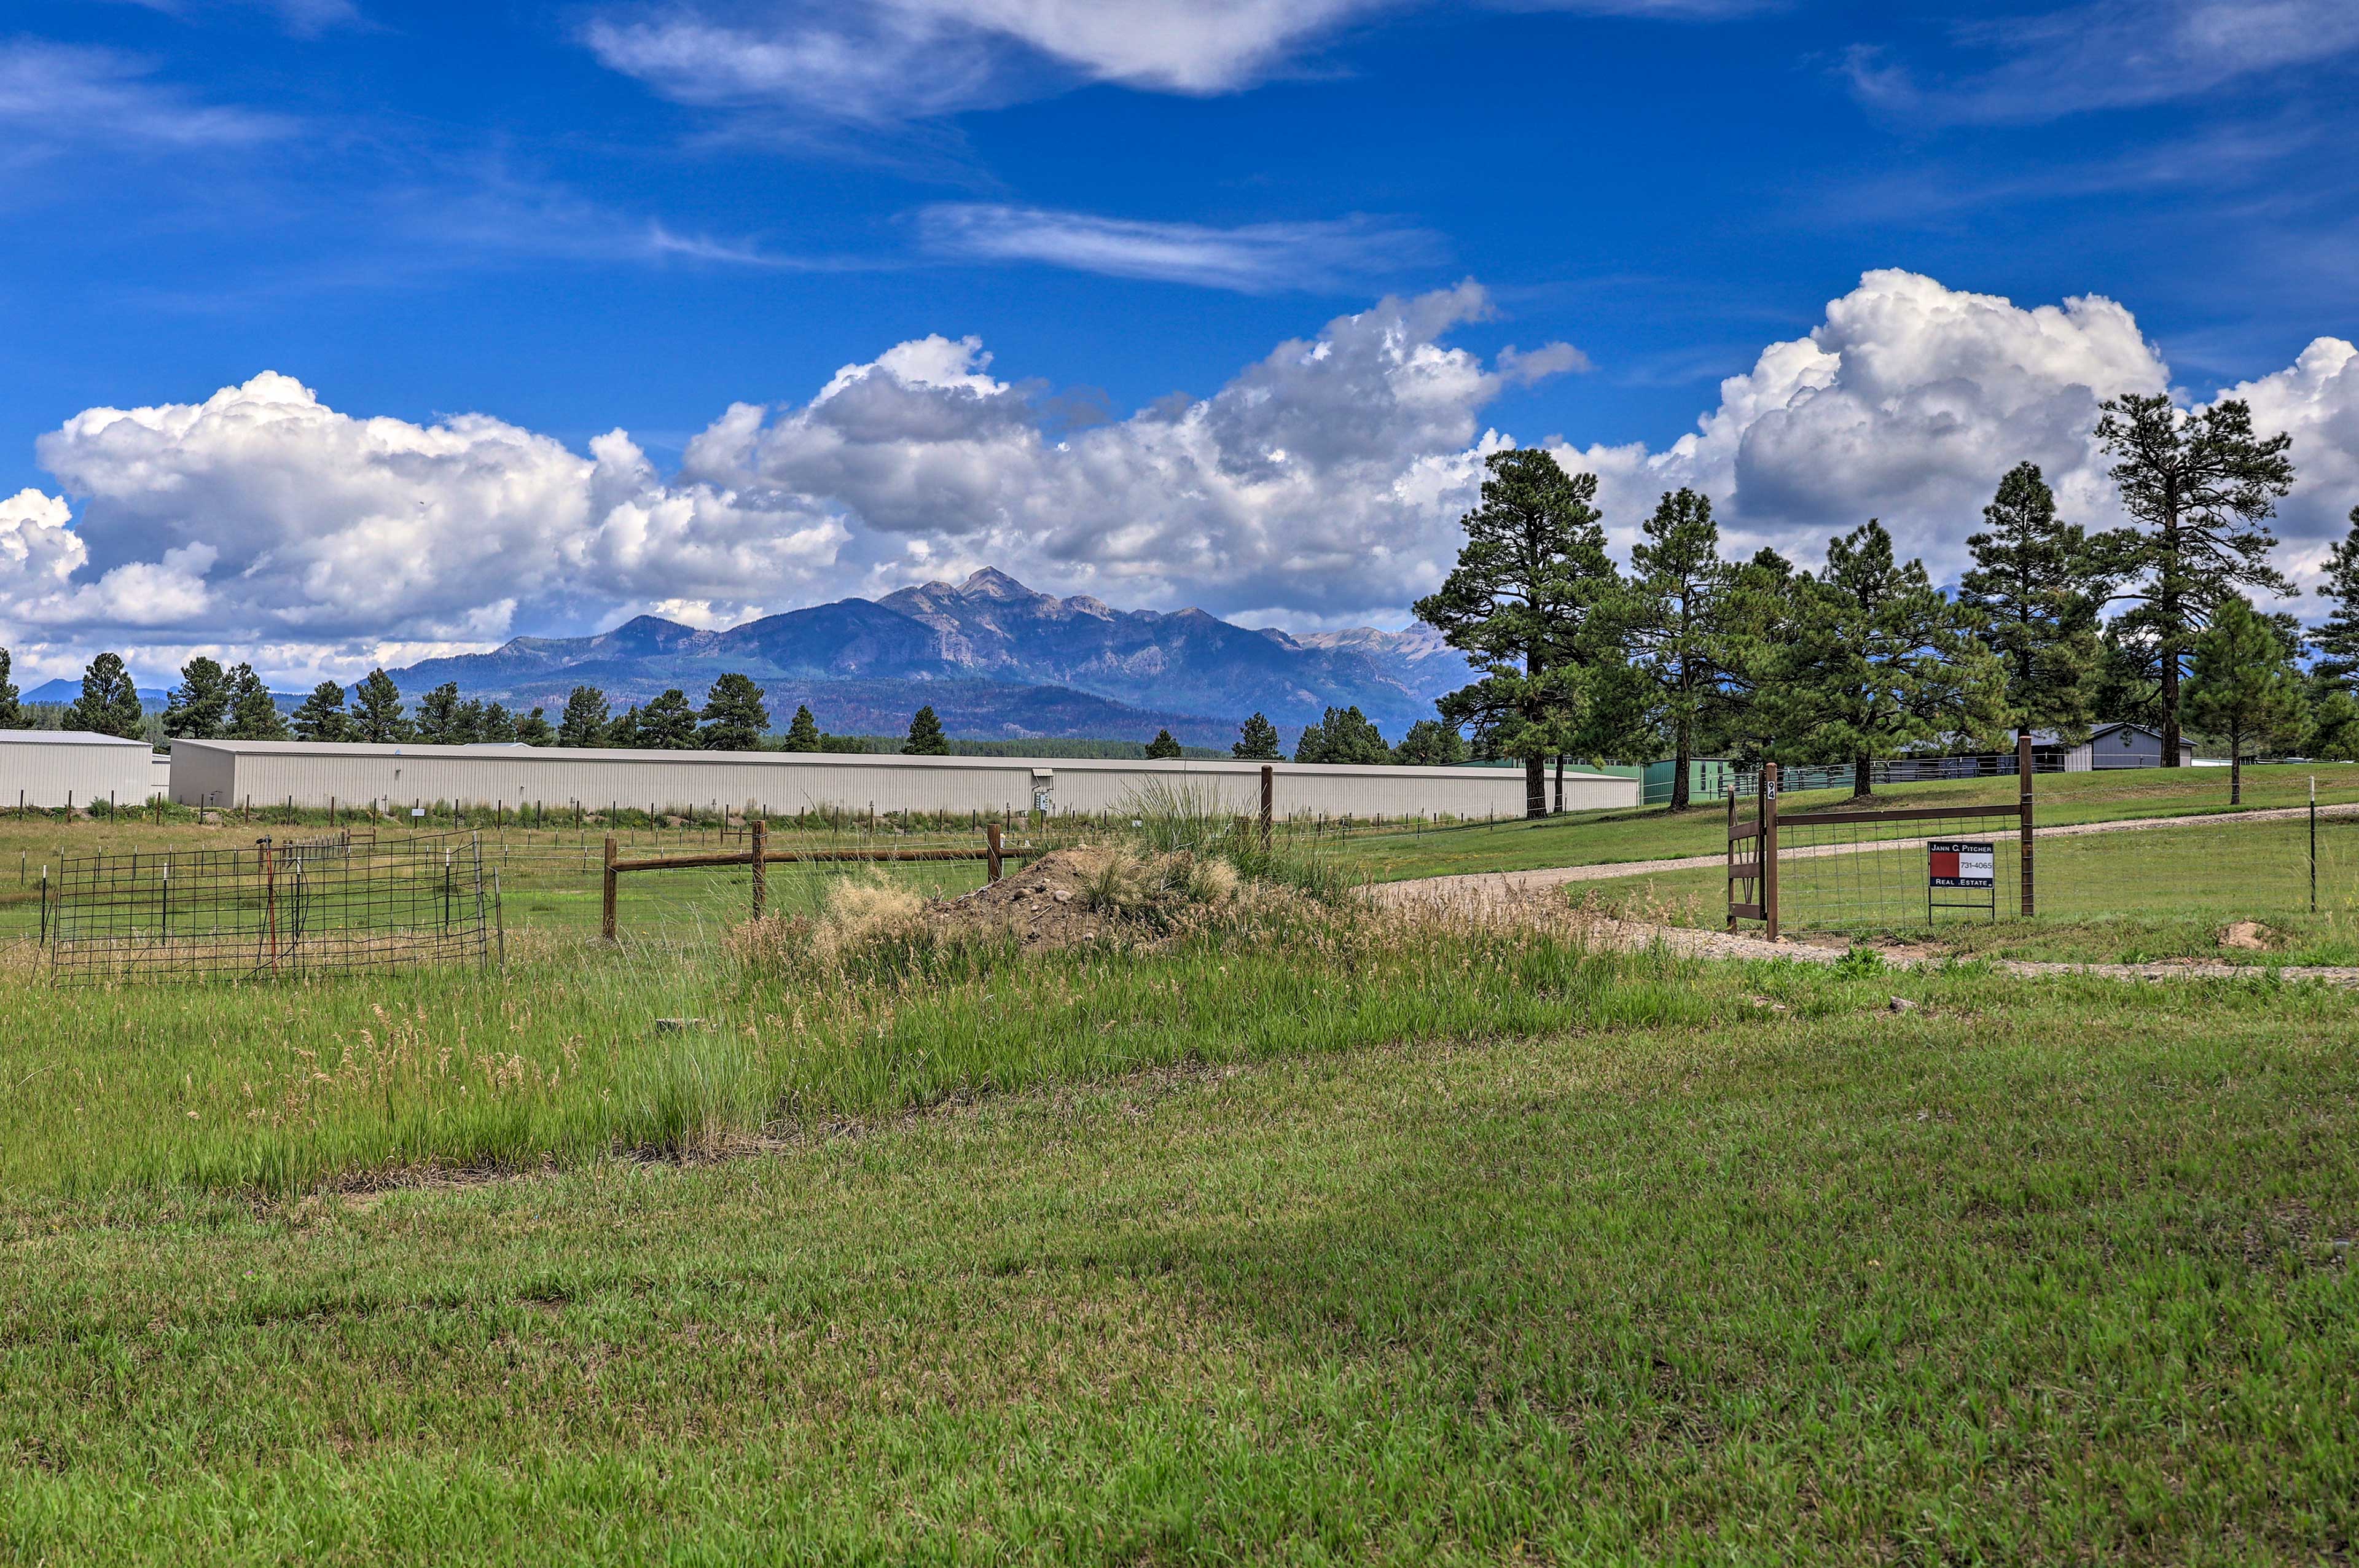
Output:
1725 762 2359 937
45 831 494 985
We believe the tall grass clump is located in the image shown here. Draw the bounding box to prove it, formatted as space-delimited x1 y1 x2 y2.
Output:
1113 777 1361 905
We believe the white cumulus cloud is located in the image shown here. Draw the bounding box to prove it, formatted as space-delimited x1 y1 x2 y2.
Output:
14 270 2359 688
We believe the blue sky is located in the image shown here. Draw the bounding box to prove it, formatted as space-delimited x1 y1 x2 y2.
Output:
3 0 2357 685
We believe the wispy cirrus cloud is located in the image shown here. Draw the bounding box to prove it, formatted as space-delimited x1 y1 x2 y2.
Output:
1845 0 2359 125
917 203 1445 293
0 39 294 147
100 0 366 36
587 0 1771 127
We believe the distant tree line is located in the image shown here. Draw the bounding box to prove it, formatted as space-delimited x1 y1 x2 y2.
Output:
1367 393 2342 817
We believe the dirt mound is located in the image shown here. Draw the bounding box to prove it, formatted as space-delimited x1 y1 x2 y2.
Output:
2216 920 2273 951
934 848 1111 948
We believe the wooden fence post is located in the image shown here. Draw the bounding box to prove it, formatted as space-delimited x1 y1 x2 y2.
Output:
601 834 619 943
1725 784 1738 934
749 818 767 920
1259 764 1274 852
986 822 1003 883
1762 763 1780 942
2018 731 2035 918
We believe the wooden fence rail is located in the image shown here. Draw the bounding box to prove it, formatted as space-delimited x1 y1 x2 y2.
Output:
600 820 1023 941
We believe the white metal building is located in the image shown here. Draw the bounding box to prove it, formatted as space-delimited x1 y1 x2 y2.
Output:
0 731 160 809
168 740 1637 820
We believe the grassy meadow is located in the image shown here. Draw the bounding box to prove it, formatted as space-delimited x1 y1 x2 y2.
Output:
1328 762 2359 884
2 802 2356 1559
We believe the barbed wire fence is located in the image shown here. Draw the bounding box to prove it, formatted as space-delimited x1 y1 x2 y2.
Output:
43 830 496 985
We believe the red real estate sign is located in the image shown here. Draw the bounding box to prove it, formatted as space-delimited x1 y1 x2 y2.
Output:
1928 840 1995 889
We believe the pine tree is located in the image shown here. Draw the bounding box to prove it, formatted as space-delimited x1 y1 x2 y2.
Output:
1393 718 1467 766
604 707 641 749
638 689 699 750
478 702 519 744
291 681 353 743
1957 461 2103 741
2094 394 2297 766
162 657 232 739
0 647 23 730
352 669 412 743
1293 706 1391 765
1144 728 1183 759
903 704 950 755
65 653 144 739
413 683 471 745
1624 488 1732 810
2186 596 2307 806
1231 712 1281 760
1760 521 2009 797
224 664 289 740
2090 622 2164 730
2308 506 2359 695
783 704 823 752
699 673 770 751
557 685 609 747
1416 448 1620 817
515 707 555 746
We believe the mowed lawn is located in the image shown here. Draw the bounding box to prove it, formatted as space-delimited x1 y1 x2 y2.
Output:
2 918 2357 1561
1329 763 2359 884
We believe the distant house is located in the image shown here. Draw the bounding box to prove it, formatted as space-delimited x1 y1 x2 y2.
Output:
2028 724 2197 771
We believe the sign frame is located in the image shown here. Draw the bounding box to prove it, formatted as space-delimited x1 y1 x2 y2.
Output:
1926 838 1998 922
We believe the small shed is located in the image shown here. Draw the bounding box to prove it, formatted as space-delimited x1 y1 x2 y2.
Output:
0 731 159 809
2033 724 2198 771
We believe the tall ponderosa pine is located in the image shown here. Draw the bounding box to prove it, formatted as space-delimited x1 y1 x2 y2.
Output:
225 664 289 741
1415 448 1616 818
353 669 411 743
413 683 474 745
1292 706 1390 765
66 653 144 739
1144 728 1183 760
699 674 770 751
2307 505 2359 695
1958 461 2102 741
604 707 642 749
1624 488 1731 811
0 647 23 729
2185 596 2307 806
1231 712 1281 760
783 704 823 752
1702 548 1802 765
902 704 950 756
638 689 699 750
515 707 555 746
557 685 609 748
1763 521 2009 797
162 657 232 739
2094 394 2297 765
1393 718 1467 766
291 681 353 743
477 702 519 744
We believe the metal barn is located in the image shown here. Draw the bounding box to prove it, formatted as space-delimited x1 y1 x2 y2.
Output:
167 741 1638 820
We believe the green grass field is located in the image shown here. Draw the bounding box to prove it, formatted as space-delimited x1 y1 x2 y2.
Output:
4 798 2357 1559
1330 762 2359 884
2 919 2355 1561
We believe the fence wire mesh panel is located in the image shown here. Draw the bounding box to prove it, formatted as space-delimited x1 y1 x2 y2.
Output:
1769 811 2025 932
46 831 491 985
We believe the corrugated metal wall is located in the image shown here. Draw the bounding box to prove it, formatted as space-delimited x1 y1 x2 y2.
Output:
0 737 159 809
168 741 1638 819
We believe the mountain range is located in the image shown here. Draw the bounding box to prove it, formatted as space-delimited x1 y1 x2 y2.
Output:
377 569 1469 744
23 570 1471 746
